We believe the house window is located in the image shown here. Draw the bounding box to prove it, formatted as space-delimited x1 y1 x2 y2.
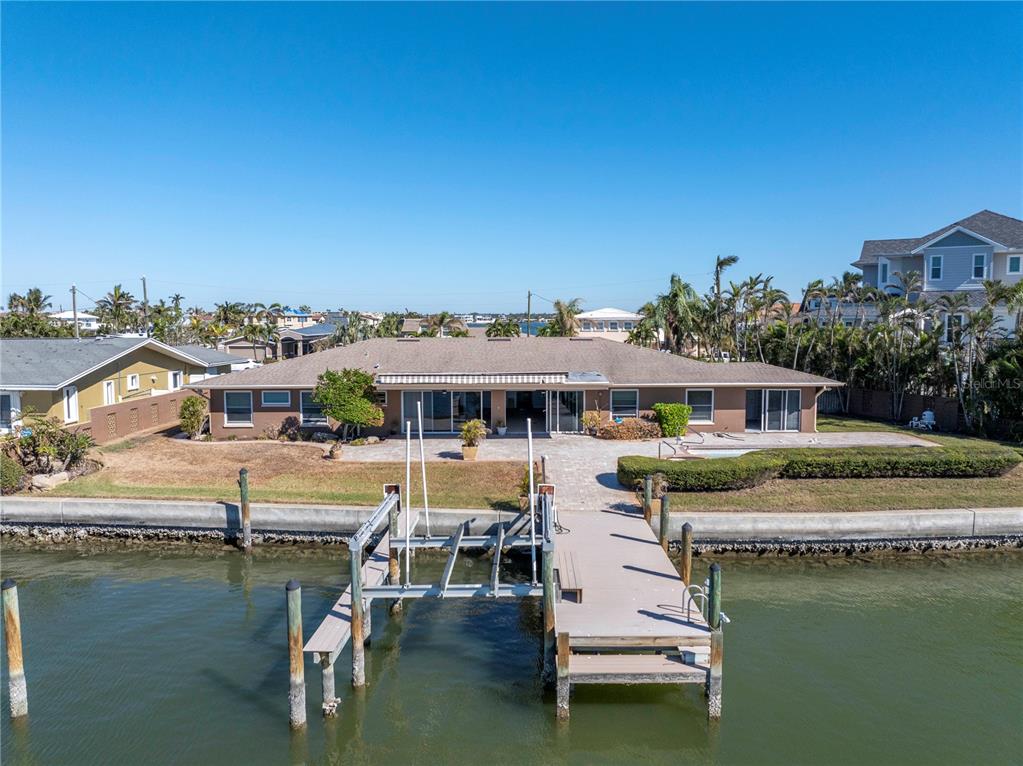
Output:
261 391 291 407
610 389 639 418
1 394 12 431
170 371 183 390
973 254 986 279
63 385 79 424
300 391 327 426
582 322 593 332
930 255 943 281
623 322 634 330
375 391 388 406
686 389 714 423
1009 255 1022 274
944 313 964 344
224 391 253 426
879 260 889 285
127 374 140 391
609 321 619 331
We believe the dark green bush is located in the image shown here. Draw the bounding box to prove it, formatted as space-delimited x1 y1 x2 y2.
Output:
1 453 26 494
617 445 1020 493
651 403 692 438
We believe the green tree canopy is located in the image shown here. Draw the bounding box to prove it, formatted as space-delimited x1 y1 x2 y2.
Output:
311 368 384 440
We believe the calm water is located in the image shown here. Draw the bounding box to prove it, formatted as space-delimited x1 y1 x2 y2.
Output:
1 545 1020 765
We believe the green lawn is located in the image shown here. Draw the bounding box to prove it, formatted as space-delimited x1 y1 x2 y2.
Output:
819 414 1023 454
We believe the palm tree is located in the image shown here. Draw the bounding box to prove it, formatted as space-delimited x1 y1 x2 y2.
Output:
486 317 521 337
96 284 138 332
625 323 658 349
7 288 52 316
544 298 582 337
712 255 739 354
427 311 466 337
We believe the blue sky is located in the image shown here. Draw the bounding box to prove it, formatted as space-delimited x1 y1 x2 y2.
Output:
3 2 1021 314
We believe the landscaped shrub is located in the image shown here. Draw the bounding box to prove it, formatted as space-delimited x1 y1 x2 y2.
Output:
1 453 26 494
2 414 95 475
617 445 1021 493
596 418 661 440
652 403 692 438
179 395 208 439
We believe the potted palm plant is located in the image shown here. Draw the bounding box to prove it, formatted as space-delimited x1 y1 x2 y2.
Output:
459 418 487 461
495 419 507 437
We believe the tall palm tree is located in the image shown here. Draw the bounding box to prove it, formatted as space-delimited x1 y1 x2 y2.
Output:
96 284 138 332
712 255 739 354
547 298 582 337
486 317 521 337
427 311 466 337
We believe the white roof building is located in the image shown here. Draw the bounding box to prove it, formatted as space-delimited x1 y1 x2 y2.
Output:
576 307 643 341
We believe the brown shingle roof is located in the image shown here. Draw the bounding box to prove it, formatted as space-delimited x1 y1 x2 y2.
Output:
193 337 839 389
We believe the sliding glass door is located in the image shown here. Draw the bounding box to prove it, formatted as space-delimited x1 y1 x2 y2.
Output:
402 390 492 432
548 391 583 432
746 389 801 432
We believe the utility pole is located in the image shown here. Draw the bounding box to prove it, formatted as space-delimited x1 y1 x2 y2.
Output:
141 275 149 337
526 290 532 338
71 284 80 341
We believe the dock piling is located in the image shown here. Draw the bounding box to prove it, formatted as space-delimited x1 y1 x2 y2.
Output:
349 542 366 687
320 656 339 717
707 563 721 629
385 484 402 616
238 468 252 551
659 494 670 552
2 579 28 719
542 543 555 682
286 579 306 729
680 522 693 585
556 632 570 721
643 475 653 523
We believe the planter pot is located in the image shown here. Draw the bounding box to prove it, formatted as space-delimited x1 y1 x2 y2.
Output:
328 446 343 461
462 445 479 461
496 427 508 436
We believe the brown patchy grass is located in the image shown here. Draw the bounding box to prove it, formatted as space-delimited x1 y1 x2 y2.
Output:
669 464 1023 512
51 436 522 509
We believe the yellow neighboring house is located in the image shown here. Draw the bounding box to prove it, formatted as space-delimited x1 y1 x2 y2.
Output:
0 337 237 433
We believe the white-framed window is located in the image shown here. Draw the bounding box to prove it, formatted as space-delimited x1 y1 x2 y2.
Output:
609 321 619 331
261 390 291 407
623 322 634 330
300 391 327 426
224 391 253 426
63 385 79 424
0 392 18 432
127 373 140 391
929 254 943 281
973 253 986 279
375 391 388 406
944 313 964 344
582 322 593 332
610 389 639 418
878 258 889 285
686 389 714 423
1008 255 1022 274
170 371 183 390
103 380 116 406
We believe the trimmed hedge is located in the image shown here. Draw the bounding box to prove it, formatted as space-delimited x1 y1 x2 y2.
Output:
617 445 1021 493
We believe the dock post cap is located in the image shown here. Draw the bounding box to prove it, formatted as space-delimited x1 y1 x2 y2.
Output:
239 467 248 475
286 579 301 591
682 522 693 531
709 562 721 573
1 578 15 590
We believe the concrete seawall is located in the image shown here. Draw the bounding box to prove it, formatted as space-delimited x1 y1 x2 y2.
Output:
2 497 1021 546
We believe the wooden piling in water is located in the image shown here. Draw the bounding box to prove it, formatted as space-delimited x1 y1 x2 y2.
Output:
385 484 402 616
2 579 27 719
707 626 723 719
643 475 653 523
349 543 366 688
542 546 555 683
238 468 252 551
286 579 306 729
320 656 339 717
659 494 670 552
707 563 721 630
555 632 570 721
680 522 693 585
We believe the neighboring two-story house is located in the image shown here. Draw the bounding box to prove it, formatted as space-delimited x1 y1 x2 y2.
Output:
848 210 1022 337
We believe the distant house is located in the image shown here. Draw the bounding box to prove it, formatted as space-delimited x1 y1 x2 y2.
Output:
220 323 339 362
48 310 100 332
576 308 643 342
0 337 234 433
275 308 316 329
831 210 1023 336
193 336 839 440
399 318 486 337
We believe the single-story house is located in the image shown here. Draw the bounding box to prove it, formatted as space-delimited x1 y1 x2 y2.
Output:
220 323 338 362
0 337 235 433
193 336 840 439
48 310 101 332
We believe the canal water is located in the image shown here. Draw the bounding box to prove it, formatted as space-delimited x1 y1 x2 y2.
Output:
1 545 1020 765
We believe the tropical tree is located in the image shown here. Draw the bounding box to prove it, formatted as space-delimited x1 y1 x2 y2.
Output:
95 284 138 332
7 288 52 316
311 368 385 441
541 298 582 337
486 317 521 337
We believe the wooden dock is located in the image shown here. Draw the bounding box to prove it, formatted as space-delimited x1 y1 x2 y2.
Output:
302 466 725 725
552 509 718 719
